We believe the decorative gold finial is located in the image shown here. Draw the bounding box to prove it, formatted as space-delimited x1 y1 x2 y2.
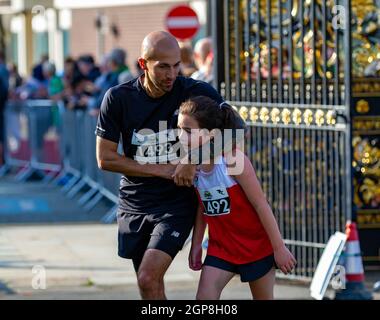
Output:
260 107 270 123
271 108 280 123
281 108 291 124
356 99 369 114
303 109 313 125
292 108 302 125
326 110 336 125
239 106 249 121
315 109 325 126
250 107 259 122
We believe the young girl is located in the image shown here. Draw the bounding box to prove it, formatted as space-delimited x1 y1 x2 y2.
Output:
177 96 297 300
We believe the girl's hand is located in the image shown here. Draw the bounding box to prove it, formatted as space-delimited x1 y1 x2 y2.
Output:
274 244 297 275
189 245 203 271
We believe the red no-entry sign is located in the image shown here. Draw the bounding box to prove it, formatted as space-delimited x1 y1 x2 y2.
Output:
165 5 200 40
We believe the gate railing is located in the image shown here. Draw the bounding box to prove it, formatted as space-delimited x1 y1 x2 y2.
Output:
211 0 353 281
229 101 351 280
215 0 352 106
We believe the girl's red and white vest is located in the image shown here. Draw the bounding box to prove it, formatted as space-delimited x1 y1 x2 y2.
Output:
194 157 273 264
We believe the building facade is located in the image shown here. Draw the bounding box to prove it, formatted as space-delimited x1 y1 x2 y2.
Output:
0 0 207 76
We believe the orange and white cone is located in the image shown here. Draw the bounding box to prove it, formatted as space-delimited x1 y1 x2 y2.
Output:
335 221 373 300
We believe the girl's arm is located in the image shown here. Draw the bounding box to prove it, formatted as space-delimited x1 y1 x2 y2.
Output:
191 203 207 247
189 203 207 271
229 151 296 274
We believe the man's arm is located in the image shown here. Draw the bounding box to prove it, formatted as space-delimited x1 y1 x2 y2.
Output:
96 136 176 179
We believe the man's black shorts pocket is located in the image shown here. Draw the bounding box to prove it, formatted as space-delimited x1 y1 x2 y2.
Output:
148 213 195 258
117 211 195 260
118 231 150 259
117 213 151 259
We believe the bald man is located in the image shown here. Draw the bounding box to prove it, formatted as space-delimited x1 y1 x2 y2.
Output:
95 31 227 299
191 37 214 84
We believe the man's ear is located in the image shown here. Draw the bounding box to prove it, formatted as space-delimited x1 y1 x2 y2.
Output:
205 52 214 67
138 57 147 71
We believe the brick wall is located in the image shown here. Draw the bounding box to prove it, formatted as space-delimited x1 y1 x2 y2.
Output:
70 2 190 74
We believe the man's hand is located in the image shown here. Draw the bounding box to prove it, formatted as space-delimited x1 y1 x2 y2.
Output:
157 164 177 180
173 163 196 187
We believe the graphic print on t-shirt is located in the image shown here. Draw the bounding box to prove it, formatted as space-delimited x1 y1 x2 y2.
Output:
132 128 180 164
199 186 231 216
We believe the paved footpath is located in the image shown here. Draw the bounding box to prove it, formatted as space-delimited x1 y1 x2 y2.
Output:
0 224 379 300
0 176 378 300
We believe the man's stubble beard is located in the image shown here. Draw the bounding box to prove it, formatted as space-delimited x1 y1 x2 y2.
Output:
145 72 168 97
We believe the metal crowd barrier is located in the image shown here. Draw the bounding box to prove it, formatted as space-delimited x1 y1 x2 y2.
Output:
0 100 30 177
0 100 121 222
52 105 121 221
0 100 62 181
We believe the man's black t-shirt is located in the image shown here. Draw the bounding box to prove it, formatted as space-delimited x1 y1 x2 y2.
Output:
95 76 224 216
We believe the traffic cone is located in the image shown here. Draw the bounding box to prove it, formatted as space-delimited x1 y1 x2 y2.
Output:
334 221 373 300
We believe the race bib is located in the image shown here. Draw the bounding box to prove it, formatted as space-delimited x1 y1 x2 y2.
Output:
199 186 231 216
132 129 180 163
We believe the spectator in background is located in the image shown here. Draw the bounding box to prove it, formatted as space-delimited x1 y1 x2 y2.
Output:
90 54 111 94
191 37 214 84
66 72 92 111
32 54 49 83
179 42 197 77
0 51 9 164
89 48 133 114
14 67 47 100
62 57 81 90
77 54 101 82
60 57 79 104
99 54 111 75
108 48 134 84
94 48 131 90
85 54 110 115
118 68 136 84
42 62 64 100
0 52 9 95
8 63 23 92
